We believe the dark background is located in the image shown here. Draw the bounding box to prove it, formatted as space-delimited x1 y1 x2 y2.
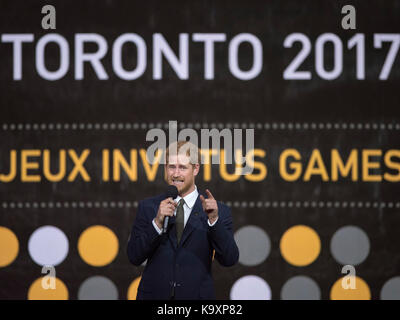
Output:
0 0 399 299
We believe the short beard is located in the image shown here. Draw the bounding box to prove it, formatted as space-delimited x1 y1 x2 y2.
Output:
176 179 194 197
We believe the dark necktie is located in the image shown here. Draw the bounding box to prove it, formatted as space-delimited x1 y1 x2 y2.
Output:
176 199 185 244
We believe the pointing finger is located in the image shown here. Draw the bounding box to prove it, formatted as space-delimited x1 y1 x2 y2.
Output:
205 189 215 199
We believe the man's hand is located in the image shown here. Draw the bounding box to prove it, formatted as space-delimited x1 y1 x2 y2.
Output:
155 198 177 230
200 189 219 224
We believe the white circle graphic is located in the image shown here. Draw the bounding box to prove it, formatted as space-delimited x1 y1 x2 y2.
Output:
28 225 69 266
230 275 271 300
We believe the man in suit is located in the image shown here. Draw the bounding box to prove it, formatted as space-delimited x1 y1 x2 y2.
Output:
127 141 239 299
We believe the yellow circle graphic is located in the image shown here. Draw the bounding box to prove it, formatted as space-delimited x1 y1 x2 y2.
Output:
330 276 371 300
280 225 321 266
0 226 19 268
28 277 69 300
127 276 142 300
78 225 119 267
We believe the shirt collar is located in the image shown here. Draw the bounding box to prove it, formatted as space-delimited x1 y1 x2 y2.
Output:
175 185 199 209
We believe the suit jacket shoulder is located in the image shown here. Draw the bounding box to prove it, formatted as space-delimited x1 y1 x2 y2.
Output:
138 193 164 210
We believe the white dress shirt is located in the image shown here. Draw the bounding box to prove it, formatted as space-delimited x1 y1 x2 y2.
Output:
152 186 218 234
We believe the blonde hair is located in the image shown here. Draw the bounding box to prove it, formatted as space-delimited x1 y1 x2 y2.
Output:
165 140 200 165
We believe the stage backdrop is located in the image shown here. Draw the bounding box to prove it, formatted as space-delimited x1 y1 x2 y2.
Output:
1 0 399 300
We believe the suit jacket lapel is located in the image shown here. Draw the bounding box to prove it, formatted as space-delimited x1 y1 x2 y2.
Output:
179 195 205 247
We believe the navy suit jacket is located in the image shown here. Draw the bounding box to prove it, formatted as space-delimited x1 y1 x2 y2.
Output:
127 191 239 300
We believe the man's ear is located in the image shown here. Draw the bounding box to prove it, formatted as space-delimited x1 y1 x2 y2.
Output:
193 163 200 177
164 165 168 182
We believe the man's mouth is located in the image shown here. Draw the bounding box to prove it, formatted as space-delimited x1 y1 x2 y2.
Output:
172 179 184 186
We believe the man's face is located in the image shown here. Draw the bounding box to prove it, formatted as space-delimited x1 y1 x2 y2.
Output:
165 154 199 197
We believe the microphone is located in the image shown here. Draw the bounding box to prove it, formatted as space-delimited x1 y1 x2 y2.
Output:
163 185 179 233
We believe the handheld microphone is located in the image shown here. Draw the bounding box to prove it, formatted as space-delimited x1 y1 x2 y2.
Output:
163 185 179 233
